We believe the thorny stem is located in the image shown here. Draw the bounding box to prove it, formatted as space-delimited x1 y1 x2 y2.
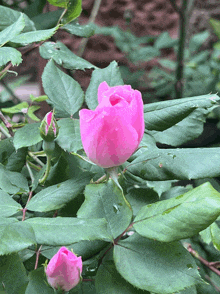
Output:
77 0 102 57
34 245 42 270
187 244 220 277
0 110 14 136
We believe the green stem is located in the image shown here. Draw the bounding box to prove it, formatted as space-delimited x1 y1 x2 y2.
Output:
175 0 188 99
39 155 51 185
106 167 132 210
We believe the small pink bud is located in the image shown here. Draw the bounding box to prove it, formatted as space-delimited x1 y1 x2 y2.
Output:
40 111 59 142
45 247 82 291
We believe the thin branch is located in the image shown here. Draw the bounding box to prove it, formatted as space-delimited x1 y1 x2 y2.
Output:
175 0 189 98
22 190 33 221
205 275 220 292
77 0 102 57
187 244 220 277
0 111 14 136
35 245 42 270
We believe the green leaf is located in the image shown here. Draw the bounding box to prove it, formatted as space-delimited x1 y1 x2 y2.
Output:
0 165 29 194
189 31 210 52
0 218 36 255
56 118 82 152
210 222 220 251
42 60 84 117
0 138 14 165
133 182 220 242
154 32 177 49
0 14 25 47
0 253 28 294
62 21 95 37
85 61 124 109
96 260 150 294
0 5 36 32
62 0 82 25
31 10 62 30
30 94 48 102
5 147 27 172
25 268 54 294
128 147 220 181
77 180 132 239
25 217 112 245
40 41 96 70
10 26 59 46
1 102 29 114
0 47 22 67
13 123 42 150
47 0 69 7
26 173 92 212
144 94 220 146
0 190 22 217
210 18 220 39
114 233 203 293
27 106 40 121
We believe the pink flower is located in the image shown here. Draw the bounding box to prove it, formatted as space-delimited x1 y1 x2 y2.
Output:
45 247 82 291
79 81 145 168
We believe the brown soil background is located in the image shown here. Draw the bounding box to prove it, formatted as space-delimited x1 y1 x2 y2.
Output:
18 0 220 95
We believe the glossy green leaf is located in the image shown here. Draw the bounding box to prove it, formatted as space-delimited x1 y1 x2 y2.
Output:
0 47 22 67
96 261 150 294
133 182 220 242
0 190 22 217
114 233 203 293
56 118 82 152
25 268 53 294
85 61 124 109
0 5 35 32
62 21 95 37
0 165 29 194
5 147 27 172
77 180 132 239
13 123 42 150
0 253 28 293
62 0 82 24
144 94 220 146
0 14 25 47
11 26 59 46
26 173 92 212
0 218 36 255
40 41 96 70
25 217 112 245
128 147 220 181
42 60 84 117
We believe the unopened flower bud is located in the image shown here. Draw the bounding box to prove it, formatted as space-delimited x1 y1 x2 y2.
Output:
40 111 58 142
45 247 82 291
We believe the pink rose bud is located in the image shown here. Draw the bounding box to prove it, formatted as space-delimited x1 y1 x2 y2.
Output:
79 81 145 168
45 247 82 291
40 111 58 142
